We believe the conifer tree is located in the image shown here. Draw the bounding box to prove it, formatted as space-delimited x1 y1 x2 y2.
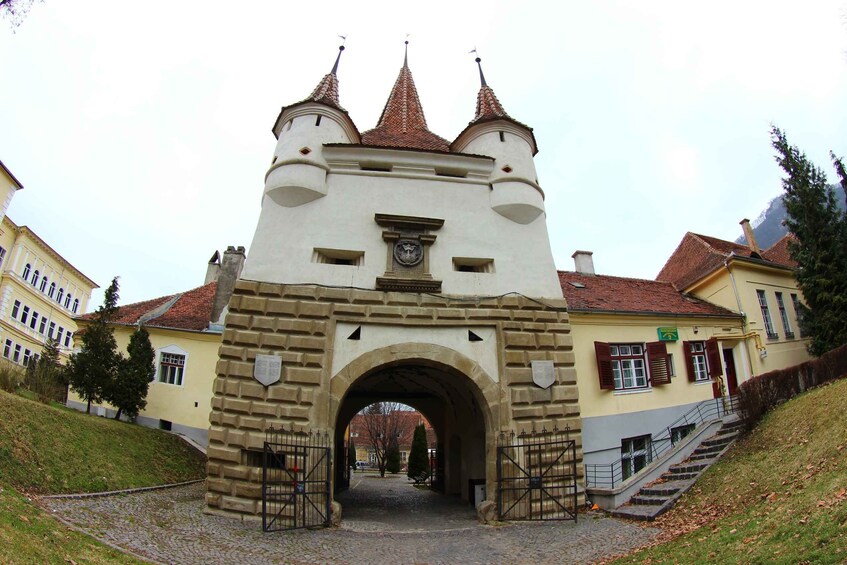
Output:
386 439 401 474
26 337 64 402
347 440 357 472
65 277 123 414
407 423 429 480
108 325 155 420
771 128 847 355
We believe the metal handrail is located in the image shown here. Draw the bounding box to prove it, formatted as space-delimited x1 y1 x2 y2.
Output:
584 395 738 489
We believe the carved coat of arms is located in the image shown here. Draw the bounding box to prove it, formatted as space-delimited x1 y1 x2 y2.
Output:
394 239 423 266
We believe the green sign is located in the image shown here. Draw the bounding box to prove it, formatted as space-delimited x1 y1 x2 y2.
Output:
657 327 679 342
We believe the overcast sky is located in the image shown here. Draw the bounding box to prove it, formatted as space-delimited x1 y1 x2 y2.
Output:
2 1 845 308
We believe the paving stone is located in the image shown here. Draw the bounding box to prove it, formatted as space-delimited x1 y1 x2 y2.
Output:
40 475 660 564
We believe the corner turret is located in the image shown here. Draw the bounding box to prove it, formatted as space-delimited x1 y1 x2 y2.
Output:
264 45 361 207
451 57 544 224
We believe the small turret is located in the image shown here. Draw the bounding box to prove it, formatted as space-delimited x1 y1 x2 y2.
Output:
452 57 544 224
264 45 361 207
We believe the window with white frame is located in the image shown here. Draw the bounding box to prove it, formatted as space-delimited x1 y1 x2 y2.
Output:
11 300 20 319
56 327 64 344
159 351 186 386
64 331 73 348
757 289 778 339
621 435 652 480
64 293 72 309
56 288 64 304
29 311 38 330
40 276 47 292
594 341 670 391
3 339 11 359
38 316 47 335
72 298 79 313
0 247 6 270
48 282 56 298
775 292 794 339
31 269 39 286
22 349 31 367
20 306 29 325
682 339 723 383
13 344 21 363
22 263 31 281
687 342 709 381
48 322 55 339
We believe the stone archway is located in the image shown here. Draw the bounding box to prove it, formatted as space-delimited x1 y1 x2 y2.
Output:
331 344 498 503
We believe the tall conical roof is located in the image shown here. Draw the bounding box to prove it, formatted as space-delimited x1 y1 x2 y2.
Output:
361 42 450 152
303 45 345 110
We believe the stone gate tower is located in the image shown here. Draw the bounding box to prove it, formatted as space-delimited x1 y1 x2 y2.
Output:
206 44 581 519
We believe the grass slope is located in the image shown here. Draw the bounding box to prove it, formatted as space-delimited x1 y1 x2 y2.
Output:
615 379 847 564
0 486 145 564
0 390 206 494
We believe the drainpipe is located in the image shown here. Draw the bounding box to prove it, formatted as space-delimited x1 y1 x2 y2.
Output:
725 258 755 381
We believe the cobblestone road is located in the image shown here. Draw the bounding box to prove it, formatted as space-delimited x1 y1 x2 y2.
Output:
40 474 660 564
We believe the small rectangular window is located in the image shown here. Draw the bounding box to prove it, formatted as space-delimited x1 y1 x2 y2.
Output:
312 248 364 266
621 435 652 480
22 349 31 367
48 322 55 339
0 247 5 269
38 317 47 335
671 423 696 445
13 344 21 363
29 312 38 330
452 257 494 274
3 339 11 359
790 294 804 337
57 327 64 343
159 352 186 386
11 300 20 319
64 332 73 348
20 306 29 325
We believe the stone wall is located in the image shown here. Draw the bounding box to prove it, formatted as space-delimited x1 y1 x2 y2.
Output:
206 280 581 519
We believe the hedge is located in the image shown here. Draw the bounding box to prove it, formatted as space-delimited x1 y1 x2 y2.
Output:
738 343 847 430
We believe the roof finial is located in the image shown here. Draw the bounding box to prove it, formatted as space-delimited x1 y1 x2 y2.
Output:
331 38 346 75
404 34 410 67
472 48 487 87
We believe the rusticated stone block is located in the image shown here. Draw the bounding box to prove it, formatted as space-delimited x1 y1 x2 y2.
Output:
302 353 323 367
385 292 419 306
250 315 276 331
259 333 288 349
228 361 253 379
299 387 315 405
210 396 223 410
286 367 323 385
332 303 367 316
220 495 257 515
535 334 556 349
267 385 298 403
520 322 546 332
279 405 312 420
205 492 222 508
367 305 403 318
504 351 525 366
256 282 284 297
282 286 320 300
239 416 266 431
403 307 433 319
310 320 328 336
545 322 571 334
238 296 267 313
220 412 239 428
512 405 544 419
265 299 298 316
554 333 574 348
213 378 226 394
225 429 247 448
434 308 465 320
223 397 251 414
275 318 313 334
222 465 250 481
544 404 565 418
207 445 241 464
350 290 384 304
218 345 245 361
287 335 325 351
206 461 221 476
504 332 534 349
225 313 251 329
239 381 266 400
557 367 578 384
316 286 354 302
498 296 523 309
208 427 227 444
250 401 279 417
510 310 536 321
235 481 263 499
552 386 580 402
232 330 261 347
298 301 332 319
234 280 260 293
468 309 511 320
532 310 559 322
207 478 231 494
505 367 533 384
224 380 240 395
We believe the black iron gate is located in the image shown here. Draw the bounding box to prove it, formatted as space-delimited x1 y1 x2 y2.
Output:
262 427 332 532
496 427 578 522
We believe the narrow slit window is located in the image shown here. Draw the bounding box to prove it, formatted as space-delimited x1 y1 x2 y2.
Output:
499 131 505 142
315 115 322 126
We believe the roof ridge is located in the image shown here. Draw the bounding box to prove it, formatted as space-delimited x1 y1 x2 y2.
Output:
558 270 675 286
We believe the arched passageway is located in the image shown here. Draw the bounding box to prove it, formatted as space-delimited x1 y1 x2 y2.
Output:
333 355 494 509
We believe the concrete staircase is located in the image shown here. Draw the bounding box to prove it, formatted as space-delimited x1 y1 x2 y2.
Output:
612 418 744 521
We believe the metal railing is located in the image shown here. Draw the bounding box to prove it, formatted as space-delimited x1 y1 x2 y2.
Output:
584 395 738 489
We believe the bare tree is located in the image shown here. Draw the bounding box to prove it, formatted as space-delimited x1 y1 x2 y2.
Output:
0 0 41 29
360 401 405 477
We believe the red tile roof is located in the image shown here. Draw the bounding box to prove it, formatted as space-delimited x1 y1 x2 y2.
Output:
473 85 509 122
304 71 344 110
360 61 450 153
79 282 218 332
656 232 795 290
761 234 797 267
559 271 738 317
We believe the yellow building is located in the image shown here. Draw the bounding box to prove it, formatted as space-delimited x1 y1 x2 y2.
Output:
67 247 245 447
656 221 811 378
0 159 23 221
0 215 98 368
561 251 744 475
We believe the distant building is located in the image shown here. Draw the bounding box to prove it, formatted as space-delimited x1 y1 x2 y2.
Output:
347 409 435 468
0 160 97 369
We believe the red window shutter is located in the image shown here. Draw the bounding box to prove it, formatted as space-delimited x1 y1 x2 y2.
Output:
682 341 697 382
646 342 671 385
594 341 615 390
706 338 723 378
